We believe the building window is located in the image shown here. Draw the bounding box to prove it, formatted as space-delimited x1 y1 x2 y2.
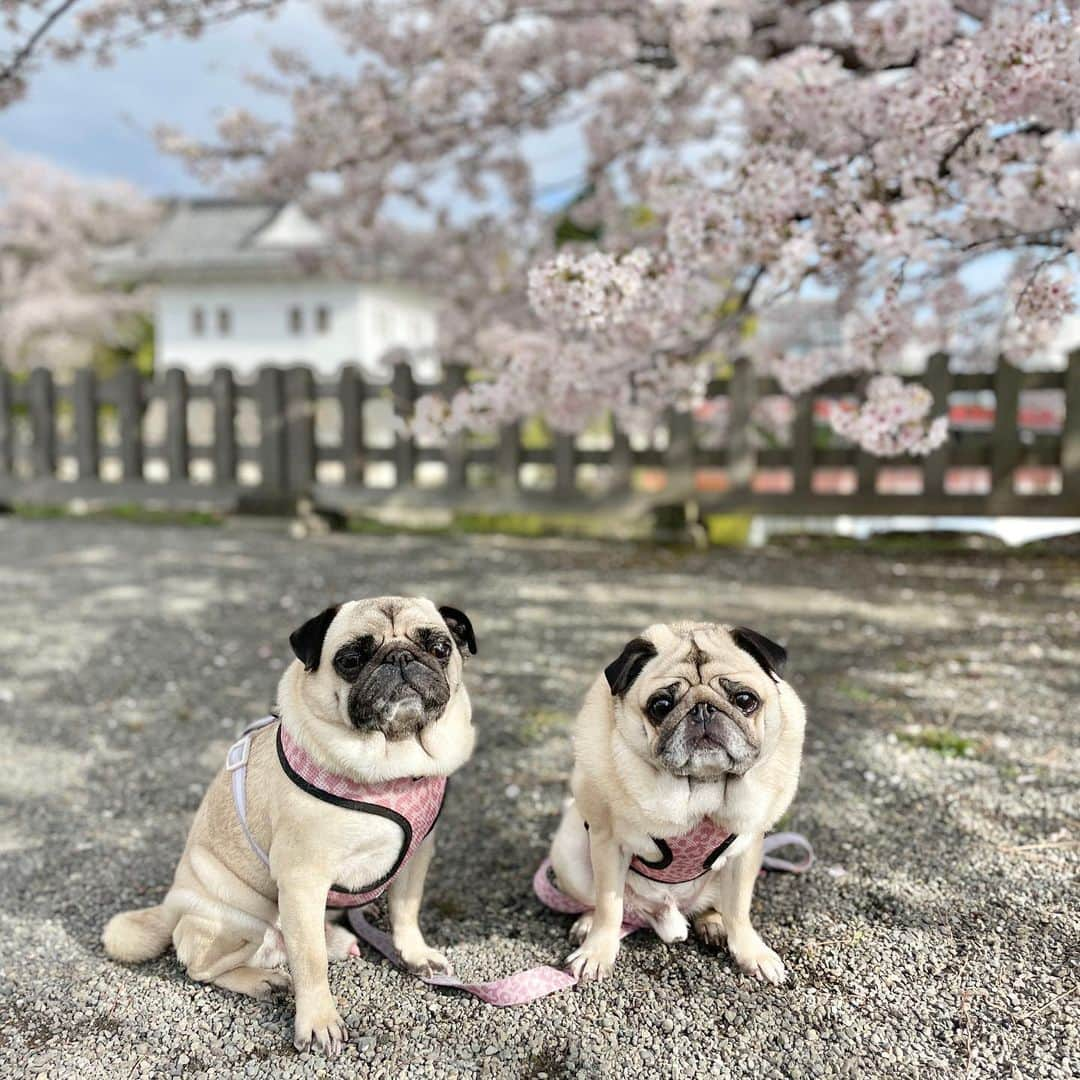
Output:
216 307 232 336
288 305 304 335
191 306 205 336
316 305 331 334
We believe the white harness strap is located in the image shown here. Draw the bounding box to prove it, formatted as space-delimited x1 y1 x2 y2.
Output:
226 715 277 870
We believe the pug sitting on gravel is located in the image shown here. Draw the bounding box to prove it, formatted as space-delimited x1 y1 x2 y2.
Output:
104 597 476 1056
548 621 805 984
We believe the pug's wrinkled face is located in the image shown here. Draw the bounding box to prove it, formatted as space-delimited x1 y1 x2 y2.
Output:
289 597 476 741
605 622 788 781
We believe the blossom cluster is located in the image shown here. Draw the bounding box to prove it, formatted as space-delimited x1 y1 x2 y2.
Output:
830 376 950 458
0 148 159 370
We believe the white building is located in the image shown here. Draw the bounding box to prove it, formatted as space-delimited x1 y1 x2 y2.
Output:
103 199 441 380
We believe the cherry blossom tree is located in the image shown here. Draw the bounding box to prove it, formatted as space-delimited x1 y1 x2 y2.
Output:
155 0 1079 455
0 147 159 371
0 0 281 107
11 1 1080 455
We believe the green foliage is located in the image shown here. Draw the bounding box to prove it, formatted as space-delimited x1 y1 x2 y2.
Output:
13 502 221 527
553 182 603 248
704 514 753 547
451 510 616 539
91 315 155 378
521 417 552 450
896 727 976 758
554 215 603 247
517 709 572 745
835 681 875 704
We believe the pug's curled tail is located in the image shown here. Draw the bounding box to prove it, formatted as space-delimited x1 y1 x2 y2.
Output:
103 905 176 963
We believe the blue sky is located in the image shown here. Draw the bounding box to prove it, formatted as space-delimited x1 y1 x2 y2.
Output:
0 2 586 208
0 3 343 193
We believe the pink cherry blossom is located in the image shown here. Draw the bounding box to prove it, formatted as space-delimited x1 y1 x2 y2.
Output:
0 147 159 371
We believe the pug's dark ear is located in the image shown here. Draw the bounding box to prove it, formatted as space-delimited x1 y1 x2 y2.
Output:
289 604 341 672
604 637 657 696
439 605 477 655
731 626 787 681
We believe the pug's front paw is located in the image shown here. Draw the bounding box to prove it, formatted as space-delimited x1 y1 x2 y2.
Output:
566 931 620 982
399 943 452 976
728 929 786 985
293 996 348 1056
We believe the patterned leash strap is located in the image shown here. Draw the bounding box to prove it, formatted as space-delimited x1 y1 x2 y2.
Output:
346 832 814 1007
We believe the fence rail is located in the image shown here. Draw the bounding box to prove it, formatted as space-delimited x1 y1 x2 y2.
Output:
1 352 1078 520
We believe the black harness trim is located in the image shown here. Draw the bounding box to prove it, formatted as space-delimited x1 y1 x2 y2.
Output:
629 834 739 884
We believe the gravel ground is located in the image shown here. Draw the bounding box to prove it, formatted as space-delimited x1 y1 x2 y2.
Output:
0 517 1076 1080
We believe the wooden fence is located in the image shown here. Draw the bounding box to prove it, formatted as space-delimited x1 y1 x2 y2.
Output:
0 352 1078 520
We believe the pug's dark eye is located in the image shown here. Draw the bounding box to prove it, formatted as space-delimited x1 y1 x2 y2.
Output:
431 639 452 662
732 690 759 713
333 649 364 682
647 694 675 723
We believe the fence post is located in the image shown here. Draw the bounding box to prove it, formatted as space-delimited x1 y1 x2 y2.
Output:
1062 348 1080 504
257 367 287 492
28 368 56 479
73 368 99 480
0 368 11 477
285 366 316 492
392 361 416 487
610 422 633 494
442 365 467 493
211 367 237 484
922 352 951 496
496 422 521 495
666 408 694 494
553 432 576 498
855 448 877 495
791 393 814 495
727 357 757 493
339 364 366 486
991 357 1021 497
116 366 144 480
164 368 189 481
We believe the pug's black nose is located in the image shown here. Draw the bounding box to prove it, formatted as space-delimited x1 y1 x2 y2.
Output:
689 702 719 725
385 647 413 668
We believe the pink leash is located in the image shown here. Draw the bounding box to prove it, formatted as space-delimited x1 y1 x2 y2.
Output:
345 832 814 1006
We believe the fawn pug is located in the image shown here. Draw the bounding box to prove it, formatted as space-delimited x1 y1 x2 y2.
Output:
104 597 476 1056
549 621 805 983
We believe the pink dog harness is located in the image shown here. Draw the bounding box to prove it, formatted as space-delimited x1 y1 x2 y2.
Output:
227 716 447 907
609 818 738 884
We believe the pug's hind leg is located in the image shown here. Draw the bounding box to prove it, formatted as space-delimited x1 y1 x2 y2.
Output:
173 914 274 997
214 966 293 999
693 909 727 947
568 913 593 944
388 831 451 975
646 896 689 945
325 920 359 961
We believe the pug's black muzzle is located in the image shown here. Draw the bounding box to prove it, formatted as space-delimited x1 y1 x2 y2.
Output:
658 700 760 777
347 645 451 739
